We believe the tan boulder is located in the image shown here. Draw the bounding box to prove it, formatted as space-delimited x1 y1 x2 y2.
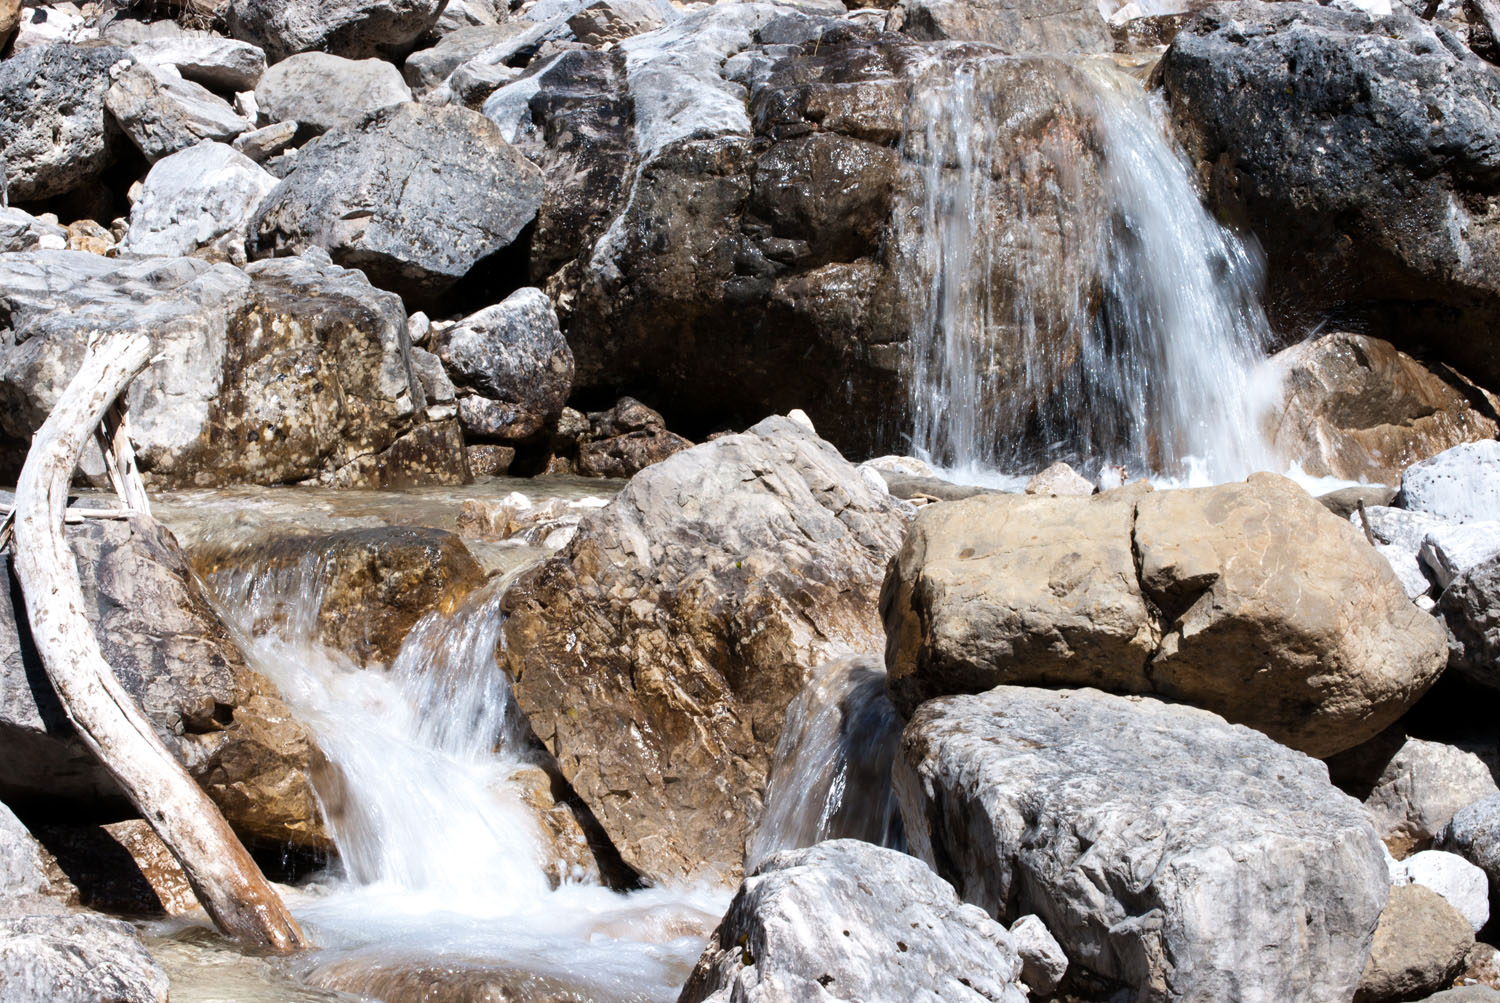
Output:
0 0 19 47
1270 332 1498 483
498 415 909 883
883 473 1448 757
1355 883 1472 1003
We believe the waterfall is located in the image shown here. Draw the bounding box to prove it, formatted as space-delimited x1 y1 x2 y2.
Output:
205 555 726 1002
898 55 1283 484
746 657 905 871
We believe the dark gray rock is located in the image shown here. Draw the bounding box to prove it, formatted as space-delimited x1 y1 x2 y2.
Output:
677 840 1029 1003
1160 2 1500 391
251 102 543 302
1440 793 1500 902
896 687 1389 1003
252 52 412 140
227 0 447 62
0 43 127 202
401 25 528 92
433 287 573 442
105 60 251 163
1439 553 1500 688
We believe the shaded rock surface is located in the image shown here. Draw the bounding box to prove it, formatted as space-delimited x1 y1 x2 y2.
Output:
1160 2 1500 390
0 43 126 203
1269 333 1499 484
228 0 447 62
0 517 324 850
882 474 1447 757
678 840 1028 1003
251 102 543 302
1439 794 1500 903
498 415 909 882
0 251 461 489
896 686 1389 1003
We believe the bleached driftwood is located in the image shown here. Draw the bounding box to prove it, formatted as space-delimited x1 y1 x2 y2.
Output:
10 333 307 954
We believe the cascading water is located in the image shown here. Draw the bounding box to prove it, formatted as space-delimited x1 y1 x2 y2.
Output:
745 657 905 871
898 55 1284 484
205 555 726 1002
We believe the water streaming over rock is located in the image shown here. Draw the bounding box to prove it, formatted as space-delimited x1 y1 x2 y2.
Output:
898 55 1284 483
745 656 906 871
205 555 726 1002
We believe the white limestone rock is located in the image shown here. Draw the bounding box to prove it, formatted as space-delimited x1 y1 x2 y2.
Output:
1398 441 1500 525
121 141 278 262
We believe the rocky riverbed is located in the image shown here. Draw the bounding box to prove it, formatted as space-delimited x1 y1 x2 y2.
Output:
5 0 1500 998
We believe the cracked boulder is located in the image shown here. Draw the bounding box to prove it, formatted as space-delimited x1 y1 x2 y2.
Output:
896 686 1389 1003
0 43 127 203
0 518 325 850
0 250 465 489
251 102 543 303
881 473 1448 757
498 414 910 883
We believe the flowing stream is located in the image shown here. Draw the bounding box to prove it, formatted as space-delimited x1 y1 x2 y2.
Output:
202 556 726 1003
899 55 1284 485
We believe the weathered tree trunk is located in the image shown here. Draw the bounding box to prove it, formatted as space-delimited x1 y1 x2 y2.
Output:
10 333 307 955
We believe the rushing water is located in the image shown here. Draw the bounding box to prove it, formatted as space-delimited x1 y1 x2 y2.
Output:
205 555 726 1003
745 657 906 871
899 55 1284 484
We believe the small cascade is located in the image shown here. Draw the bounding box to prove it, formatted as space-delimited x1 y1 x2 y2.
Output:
898 55 1283 483
205 553 726 1002
745 657 905 872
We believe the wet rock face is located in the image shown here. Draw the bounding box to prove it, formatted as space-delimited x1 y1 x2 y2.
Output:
0 517 324 851
1160 2 1500 390
198 526 487 666
678 840 1029 1003
0 251 462 489
251 102 544 304
882 474 1449 757
1267 333 1500 484
498 415 909 883
0 43 127 203
509 15 1112 457
896 687 1390 1003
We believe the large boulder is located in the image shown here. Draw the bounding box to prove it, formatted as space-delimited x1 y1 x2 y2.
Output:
251 102 543 303
104 60 250 163
197 526 487 666
0 910 171 1003
1267 333 1499 484
896 686 1390 1002
881 474 1448 757
252 52 412 140
1159 2 1500 390
678 840 1029 1003
0 517 324 850
0 43 127 203
227 0 447 62
0 251 465 489
120 140 278 262
497 414 909 882
1439 793 1500 902
431 288 574 444
1398 441 1500 525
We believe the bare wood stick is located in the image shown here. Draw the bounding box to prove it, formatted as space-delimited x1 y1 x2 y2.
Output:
11 333 306 955
96 400 152 516
1356 498 1377 547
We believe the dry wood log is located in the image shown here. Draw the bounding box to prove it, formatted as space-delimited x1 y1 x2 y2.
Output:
10 333 307 955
